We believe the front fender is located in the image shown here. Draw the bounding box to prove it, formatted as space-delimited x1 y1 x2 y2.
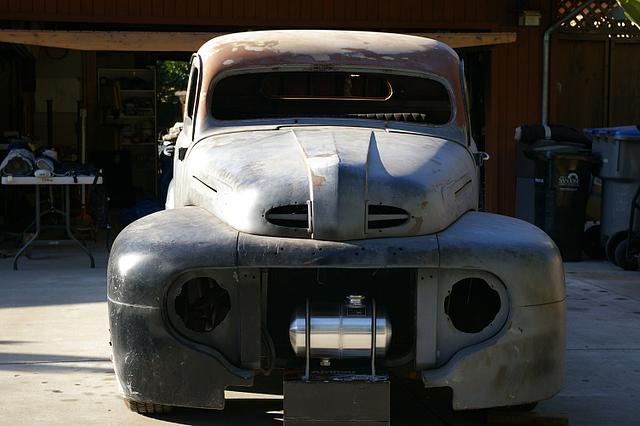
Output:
426 212 565 409
108 207 238 307
107 207 250 409
165 179 175 209
438 212 565 306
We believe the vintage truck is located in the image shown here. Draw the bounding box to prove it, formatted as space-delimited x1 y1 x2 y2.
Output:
108 30 565 421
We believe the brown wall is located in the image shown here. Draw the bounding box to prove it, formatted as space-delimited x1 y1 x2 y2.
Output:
1 0 515 29
550 34 640 130
0 0 554 216
486 26 546 215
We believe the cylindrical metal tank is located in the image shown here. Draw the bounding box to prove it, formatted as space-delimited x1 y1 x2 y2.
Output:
288 296 392 359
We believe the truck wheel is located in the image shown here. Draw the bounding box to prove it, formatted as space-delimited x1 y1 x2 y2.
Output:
125 399 174 415
510 402 538 411
583 225 605 259
606 231 628 265
614 239 640 271
492 402 538 412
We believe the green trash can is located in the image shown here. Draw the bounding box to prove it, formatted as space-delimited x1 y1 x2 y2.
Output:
527 142 599 261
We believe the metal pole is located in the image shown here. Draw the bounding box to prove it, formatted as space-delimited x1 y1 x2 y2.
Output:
46 99 53 148
64 185 95 268
304 297 311 381
371 298 376 379
542 2 595 125
80 108 87 208
13 185 41 270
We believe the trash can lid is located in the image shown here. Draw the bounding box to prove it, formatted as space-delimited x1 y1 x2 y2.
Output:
583 127 609 143
612 126 640 140
584 125 639 136
529 139 589 152
525 140 597 160
584 127 610 135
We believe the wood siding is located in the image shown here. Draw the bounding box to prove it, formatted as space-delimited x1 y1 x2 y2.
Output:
485 27 545 215
0 0 516 29
609 40 640 126
549 35 609 130
549 34 640 130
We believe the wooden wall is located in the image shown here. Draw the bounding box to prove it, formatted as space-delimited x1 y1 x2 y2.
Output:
0 0 554 216
0 0 516 29
485 26 546 215
549 34 640 130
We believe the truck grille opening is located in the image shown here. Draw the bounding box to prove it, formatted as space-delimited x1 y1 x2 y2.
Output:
175 277 231 333
444 278 501 334
265 204 309 228
367 205 410 229
266 268 415 367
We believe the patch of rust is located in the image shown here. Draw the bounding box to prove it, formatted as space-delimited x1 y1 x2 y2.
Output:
409 216 423 234
232 40 280 53
311 172 326 187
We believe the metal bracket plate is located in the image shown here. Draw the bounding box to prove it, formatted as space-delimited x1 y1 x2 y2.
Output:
283 379 390 425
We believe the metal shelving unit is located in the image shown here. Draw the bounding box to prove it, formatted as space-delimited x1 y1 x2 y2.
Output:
98 67 158 197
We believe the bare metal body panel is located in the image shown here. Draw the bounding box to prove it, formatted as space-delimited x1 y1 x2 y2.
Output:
109 207 564 409
192 30 469 143
108 30 565 412
177 127 477 240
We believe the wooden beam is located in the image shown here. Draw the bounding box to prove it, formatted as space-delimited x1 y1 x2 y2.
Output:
413 32 517 48
0 30 517 52
0 30 226 52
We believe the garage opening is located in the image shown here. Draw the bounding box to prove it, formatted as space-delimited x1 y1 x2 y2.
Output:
444 277 501 333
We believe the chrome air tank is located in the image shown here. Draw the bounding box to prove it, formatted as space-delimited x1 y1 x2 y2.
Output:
288 296 392 359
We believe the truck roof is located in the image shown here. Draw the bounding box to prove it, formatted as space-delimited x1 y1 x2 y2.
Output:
192 30 467 138
197 30 461 79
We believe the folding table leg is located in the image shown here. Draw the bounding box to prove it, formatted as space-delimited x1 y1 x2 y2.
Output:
64 185 95 268
13 185 41 270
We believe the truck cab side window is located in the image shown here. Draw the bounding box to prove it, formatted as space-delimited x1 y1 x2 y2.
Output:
186 66 199 119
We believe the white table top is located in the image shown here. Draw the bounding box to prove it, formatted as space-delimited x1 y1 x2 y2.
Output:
1 176 103 185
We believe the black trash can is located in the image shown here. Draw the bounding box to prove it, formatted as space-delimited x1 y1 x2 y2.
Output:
527 143 599 261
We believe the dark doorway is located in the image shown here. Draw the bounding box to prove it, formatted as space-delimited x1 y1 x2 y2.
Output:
458 48 490 210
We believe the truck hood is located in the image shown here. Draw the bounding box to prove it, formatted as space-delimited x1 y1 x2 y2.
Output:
184 127 477 240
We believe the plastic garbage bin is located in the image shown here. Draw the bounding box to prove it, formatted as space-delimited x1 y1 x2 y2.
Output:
585 126 640 261
526 142 599 261
585 126 640 179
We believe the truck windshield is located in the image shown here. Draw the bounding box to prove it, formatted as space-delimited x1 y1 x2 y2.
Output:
211 71 452 125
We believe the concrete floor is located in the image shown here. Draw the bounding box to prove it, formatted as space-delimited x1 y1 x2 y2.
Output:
0 244 638 425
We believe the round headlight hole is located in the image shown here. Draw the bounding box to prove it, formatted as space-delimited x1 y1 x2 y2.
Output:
174 277 231 333
444 278 501 334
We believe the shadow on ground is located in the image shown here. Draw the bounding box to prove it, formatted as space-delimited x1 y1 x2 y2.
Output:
129 374 488 426
0 246 108 308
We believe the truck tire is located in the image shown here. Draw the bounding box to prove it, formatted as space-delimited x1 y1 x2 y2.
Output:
493 402 538 412
583 224 605 259
511 402 539 411
606 231 628 265
614 238 640 271
125 399 174 415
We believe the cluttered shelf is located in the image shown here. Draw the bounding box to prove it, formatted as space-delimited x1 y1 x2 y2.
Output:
98 67 155 126
98 67 158 196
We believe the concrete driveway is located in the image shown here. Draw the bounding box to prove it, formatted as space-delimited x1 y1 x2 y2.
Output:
0 245 638 425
